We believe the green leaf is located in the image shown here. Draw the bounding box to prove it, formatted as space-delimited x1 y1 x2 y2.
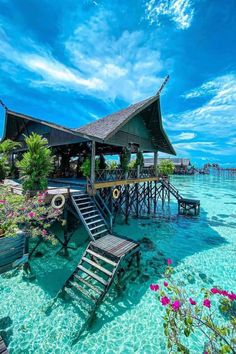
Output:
184 328 190 337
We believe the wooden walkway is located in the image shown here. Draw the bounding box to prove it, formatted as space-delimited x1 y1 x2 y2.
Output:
0 337 8 354
91 234 138 258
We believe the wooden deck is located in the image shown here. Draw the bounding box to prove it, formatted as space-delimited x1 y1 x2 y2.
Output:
0 336 8 354
94 176 158 189
91 234 139 258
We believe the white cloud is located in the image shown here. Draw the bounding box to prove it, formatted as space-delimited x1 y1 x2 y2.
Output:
166 74 236 138
173 132 196 140
65 17 165 102
145 0 194 30
0 12 168 103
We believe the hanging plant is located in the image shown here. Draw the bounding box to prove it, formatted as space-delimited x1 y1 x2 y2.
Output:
120 148 131 173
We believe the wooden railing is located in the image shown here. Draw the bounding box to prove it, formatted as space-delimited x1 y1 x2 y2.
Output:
95 167 156 182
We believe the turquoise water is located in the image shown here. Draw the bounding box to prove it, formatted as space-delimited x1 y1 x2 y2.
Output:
0 175 236 353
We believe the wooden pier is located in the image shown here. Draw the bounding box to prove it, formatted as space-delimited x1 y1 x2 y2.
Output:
0 336 8 354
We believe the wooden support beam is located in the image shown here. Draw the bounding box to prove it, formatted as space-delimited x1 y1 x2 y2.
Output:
94 176 158 189
154 151 158 176
90 140 96 186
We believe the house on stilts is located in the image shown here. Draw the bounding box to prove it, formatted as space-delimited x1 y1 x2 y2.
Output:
1 84 200 316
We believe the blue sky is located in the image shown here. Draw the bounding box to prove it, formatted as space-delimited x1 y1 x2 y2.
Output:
0 0 235 166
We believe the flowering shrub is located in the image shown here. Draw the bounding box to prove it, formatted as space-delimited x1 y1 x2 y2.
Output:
0 186 62 243
150 259 236 354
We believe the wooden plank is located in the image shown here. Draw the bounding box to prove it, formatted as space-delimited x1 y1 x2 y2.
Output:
69 281 95 301
74 274 103 295
82 257 112 276
86 249 117 266
77 265 108 286
94 176 158 189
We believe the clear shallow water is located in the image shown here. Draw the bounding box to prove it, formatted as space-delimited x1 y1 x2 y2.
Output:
0 175 236 353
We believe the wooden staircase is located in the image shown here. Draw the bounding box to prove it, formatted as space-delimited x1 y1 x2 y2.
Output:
0 336 8 354
67 192 140 307
160 178 182 201
63 241 121 306
71 192 110 241
161 178 200 215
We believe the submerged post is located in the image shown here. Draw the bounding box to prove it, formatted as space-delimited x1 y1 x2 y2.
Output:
154 151 158 176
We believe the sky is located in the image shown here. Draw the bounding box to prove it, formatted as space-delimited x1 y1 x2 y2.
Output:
0 0 235 167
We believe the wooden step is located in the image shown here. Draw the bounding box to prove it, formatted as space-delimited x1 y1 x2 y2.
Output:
80 206 95 211
89 224 105 231
76 201 91 206
69 281 96 301
82 257 113 276
77 265 108 286
92 229 108 237
74 274 103 295
87 219 103 226
86 249 117 266
84 214 100 220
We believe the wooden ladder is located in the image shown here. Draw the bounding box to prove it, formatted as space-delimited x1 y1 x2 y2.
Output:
71 192 110 242
0 336 8 354
63 242 121 306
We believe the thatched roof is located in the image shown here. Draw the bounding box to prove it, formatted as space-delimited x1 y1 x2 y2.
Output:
75 94 175 155
75 96 155 140
2 93 175 155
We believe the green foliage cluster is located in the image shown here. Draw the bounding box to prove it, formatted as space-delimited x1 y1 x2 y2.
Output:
0 139 21 180
80 157 99 177
107 161 118 170
159 159 174 176
119 148 131 173
17 133 54 192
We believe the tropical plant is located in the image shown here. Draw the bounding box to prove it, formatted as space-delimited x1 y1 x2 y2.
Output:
135 151 144 168
80 157 99 177
0 139 21 180
98 154 107 170
128 159 136 169
120 148 131 173
107 160 118 170
17 133 54 192
150 259 236 354
0 139 21 154
159 159 174 176
0 185 61 243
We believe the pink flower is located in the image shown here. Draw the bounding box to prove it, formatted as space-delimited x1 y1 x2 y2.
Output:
189 298 196 305
221 290 229 297
164 281 168 287
203 299 211 308
0 200 5 204
161 296 170 306
150 284 159 291
167 258 172 266
227 292 236 301
38 198 44 203
28 211 36 218
171 300 181 312
42 229 47 236
210 288 219 294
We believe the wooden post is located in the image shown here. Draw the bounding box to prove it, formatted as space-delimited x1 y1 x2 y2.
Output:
125 185 129 223
90 140 96 186
147 182 151 214
154 151 158 176
135 183 139 217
